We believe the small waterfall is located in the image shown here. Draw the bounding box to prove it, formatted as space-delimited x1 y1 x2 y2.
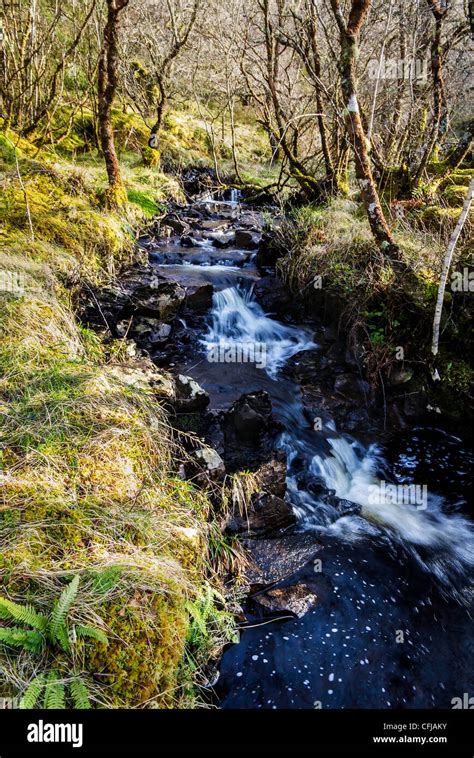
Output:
200 284 315 378
229 187 241 204
310 437 474 595
198 277 473 598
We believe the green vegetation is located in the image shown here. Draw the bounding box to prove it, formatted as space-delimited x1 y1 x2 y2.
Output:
274 194 473 399
0 111 253 708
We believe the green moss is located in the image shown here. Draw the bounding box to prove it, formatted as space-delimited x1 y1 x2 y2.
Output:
127 188 159 217
0 125 236 709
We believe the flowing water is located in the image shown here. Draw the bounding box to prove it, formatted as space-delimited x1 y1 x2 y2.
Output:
154 230 473 710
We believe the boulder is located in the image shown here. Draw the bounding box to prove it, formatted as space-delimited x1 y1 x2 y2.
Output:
334 373 370 403
253 276 296 318
255 232 283 268
222 391 282 472
387 366 415 386
122 317 172 348
185 446 226 483
197 219 231 232
163 214 190 236
174 374 210 412
180 235 202 248
227 493 296 536
234 229 261 250
256 582 318 618
132 277 186 319
242 532 322 584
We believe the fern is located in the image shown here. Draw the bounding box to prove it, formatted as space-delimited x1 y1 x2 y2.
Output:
19 674 46 710
53 622 71 654
0 627 44 652
75 624 108 646
70 677 91 709
43 671 66 709
0 598 48 632
50 575 80 644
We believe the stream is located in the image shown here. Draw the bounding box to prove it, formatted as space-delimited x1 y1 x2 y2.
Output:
90 195 474 710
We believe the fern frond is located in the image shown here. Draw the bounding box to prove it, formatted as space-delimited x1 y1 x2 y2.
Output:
53 622 71 653
0 626 44 652
43 671 66 709
75 624 108 646
0 598 48 632
19 674 46 709
70 677 91 709
50 575 80 643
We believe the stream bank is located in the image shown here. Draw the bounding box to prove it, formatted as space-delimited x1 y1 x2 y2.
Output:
80 190 473 710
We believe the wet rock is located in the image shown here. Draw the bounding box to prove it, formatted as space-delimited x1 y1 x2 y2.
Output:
228 493 296 536
223 391 282 472
242 532 322 584
238 211 265 230
227 454 294 536
197 219 231 232
174 374 210 412
132 277 186 319
157 270 213 315
123 317 172 348
388 366 415 386
324 342 346 366
163 213 190 236
334 373 370 403
180 234 202 248
256 582 318 618
183 282 213 314
254 457 287 499
234 229 261 250
283 348 322 383
253 276 295 318
212 234 234 249
256 232 283 268
185 446 226 482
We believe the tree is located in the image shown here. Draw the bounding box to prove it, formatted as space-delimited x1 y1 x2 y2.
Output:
329 0 399 255
98 0 130 208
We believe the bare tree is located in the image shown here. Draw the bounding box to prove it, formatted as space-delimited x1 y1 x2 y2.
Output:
329 0 398 254
98 0 130 208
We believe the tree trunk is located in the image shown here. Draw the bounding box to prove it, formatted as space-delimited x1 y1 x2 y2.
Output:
431 177 474 357
330 0 399 256
413 0 448 187
98 0 129 209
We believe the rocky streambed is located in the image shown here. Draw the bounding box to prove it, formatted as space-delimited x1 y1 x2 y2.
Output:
81 191 474 710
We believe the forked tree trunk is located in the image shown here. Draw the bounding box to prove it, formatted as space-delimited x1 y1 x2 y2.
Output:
330 0 399 256
98 0 130 209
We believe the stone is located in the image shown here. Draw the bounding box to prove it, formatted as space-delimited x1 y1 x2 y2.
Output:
189 447 226 481
256 583 318 618
222 391 282 472
234 229 261 249
388 366 415 386
334 373 370 403
174 374 210 412
227 493 296 536
241 532 322 584
180 235 202 247
197 219 231 232
132 278 186 319
107 359 175 399
163 214 190 236
127 317 172 346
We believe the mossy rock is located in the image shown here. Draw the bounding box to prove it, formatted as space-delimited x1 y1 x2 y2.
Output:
87 587 189 707
440 183 470 207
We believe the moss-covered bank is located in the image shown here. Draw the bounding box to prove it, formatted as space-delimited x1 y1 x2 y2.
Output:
0 121 237 708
